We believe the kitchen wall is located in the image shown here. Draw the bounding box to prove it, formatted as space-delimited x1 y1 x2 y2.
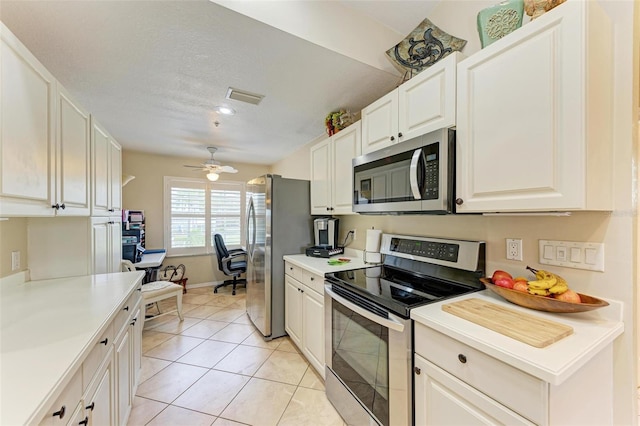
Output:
122 150 270 285
273 1 638 423
0 218 28 278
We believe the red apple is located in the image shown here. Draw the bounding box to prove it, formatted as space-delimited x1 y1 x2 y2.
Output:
513 281 528 292
494 277 515 289
554 289 581 303
491 270 513 284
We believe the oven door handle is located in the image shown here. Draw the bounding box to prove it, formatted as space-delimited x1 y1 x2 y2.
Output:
409 148 423 200
325 285 405 332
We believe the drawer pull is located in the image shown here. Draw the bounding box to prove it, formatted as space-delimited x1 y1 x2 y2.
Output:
414 366 421 375
86 402 95 411
131 318 137 326
100 338 109 346
310 277 314 281
458 354 467 364
136 287 142 292
123 306 129 311
52 405 66 419
79 416 89 425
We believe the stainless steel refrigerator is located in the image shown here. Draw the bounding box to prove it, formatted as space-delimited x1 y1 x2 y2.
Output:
245 175 312 340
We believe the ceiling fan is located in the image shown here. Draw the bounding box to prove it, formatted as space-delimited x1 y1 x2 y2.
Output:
183 146 238 181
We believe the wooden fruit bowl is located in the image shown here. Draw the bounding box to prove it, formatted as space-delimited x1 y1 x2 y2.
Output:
480 278 609 313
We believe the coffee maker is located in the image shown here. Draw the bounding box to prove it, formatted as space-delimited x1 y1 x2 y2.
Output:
305 218 344 257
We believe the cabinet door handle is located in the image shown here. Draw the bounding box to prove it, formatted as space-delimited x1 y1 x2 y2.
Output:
310 277 314 281
51 203 60 210
123 306 129 311
52 405 66 419
85 402 95 411
458 354 467 364
136 288 142 292
390 136 395 141
455 198 464 206
108 208 115 212
60 203 66 210
398 132 403 138
78 416 89 425
414 366 421 375
99 338 109 345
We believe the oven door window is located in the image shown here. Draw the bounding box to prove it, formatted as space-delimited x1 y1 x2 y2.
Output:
331 299 389 425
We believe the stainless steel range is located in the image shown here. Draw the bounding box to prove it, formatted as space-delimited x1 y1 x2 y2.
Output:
324 234 486 426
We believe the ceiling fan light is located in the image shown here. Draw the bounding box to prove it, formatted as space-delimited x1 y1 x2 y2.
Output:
206 172 220 181
214 105 236 116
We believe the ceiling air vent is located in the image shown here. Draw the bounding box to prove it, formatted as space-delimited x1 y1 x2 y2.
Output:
226 87 265 105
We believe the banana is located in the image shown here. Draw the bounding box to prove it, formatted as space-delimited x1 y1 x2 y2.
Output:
548 283 569 294
527 276 557 289
527 287 550 296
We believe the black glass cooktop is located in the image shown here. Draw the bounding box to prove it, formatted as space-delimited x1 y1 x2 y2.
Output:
326 265 480 318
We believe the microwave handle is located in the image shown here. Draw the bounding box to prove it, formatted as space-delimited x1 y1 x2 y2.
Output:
409 148 423 199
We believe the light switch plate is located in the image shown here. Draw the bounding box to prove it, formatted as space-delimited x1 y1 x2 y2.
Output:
538 240 604 272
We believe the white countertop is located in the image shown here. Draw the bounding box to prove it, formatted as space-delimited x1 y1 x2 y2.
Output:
283 249 372 275
0 271 145 425
411 290 624 386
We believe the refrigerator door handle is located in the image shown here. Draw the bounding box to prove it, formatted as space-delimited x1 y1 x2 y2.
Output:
247 197 257 261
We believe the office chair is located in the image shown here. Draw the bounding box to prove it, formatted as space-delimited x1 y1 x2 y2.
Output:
121 260 184 322
213 233 247 296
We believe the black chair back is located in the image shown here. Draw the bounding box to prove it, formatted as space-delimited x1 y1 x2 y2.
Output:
214 234 229 269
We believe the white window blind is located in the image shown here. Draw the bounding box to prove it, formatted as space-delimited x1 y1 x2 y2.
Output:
164 177 245 256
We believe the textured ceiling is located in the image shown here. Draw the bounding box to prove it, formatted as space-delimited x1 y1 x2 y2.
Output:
0 0 439 165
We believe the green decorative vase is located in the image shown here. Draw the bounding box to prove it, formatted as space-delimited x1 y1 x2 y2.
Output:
477 0 524 48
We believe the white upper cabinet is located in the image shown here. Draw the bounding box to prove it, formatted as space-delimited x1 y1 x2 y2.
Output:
0 23 56 216
0 23 91 217
91 117 122 217
361 52 461 154
56 85 91 215
310 121 361 215
455 1 613 213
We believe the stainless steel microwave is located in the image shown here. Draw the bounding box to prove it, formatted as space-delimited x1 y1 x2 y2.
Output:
352 128 455 214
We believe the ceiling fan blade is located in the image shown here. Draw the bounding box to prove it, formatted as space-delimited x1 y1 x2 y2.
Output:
183 164 205 169
219 166 238 173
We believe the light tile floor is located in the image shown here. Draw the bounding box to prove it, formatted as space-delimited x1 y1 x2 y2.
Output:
129 285 346 426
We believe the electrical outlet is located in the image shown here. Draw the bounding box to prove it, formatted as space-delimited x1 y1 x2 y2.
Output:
506 238 523 261
11 251 20 271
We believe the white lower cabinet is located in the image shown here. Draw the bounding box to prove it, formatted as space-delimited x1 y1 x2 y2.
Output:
414 322 615 425
414 355 532 425
37 281 142 426
84 352 115 426
284 263 325 377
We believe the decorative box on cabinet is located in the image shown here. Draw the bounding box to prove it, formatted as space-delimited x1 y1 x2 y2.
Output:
284 262 325 377
455 0 612 212
91 117 122 217
361 52 461 154
0 24 90 217
310 121 361 215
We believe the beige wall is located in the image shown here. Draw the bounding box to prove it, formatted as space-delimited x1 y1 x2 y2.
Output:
0 218 28 278
271 133 325 180
122 150 270 285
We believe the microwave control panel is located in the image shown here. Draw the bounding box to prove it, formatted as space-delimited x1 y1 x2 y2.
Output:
423 142 439 199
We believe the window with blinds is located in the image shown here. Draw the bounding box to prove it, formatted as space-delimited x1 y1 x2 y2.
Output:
164 177 245 256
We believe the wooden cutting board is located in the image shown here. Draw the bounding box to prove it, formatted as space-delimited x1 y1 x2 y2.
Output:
442 298 573 348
